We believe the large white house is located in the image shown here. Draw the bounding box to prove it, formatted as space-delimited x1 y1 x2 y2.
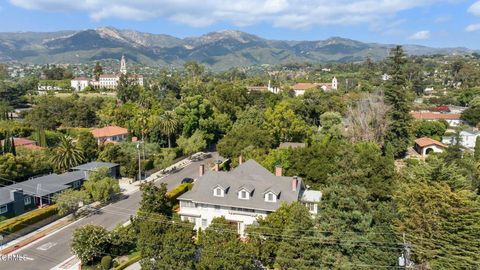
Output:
178 159 322 235
71 55 143 91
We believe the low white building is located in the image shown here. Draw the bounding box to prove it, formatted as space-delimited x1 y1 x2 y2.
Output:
71 77 90 91
291 77 337 96
443 130 480 149
414 137 446 156
178 159 322 235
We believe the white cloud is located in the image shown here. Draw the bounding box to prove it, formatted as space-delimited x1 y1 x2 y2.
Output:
465 23 480 32
409 30 430 40
469 1 480 16
10 0 448 29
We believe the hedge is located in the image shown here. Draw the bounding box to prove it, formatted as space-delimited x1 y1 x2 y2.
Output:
0 205 58 235
114 254 141 270
166 183 192 202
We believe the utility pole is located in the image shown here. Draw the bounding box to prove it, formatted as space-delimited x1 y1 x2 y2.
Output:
136 141 142 181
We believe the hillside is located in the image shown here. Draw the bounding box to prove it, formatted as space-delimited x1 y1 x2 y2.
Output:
0 27 475 70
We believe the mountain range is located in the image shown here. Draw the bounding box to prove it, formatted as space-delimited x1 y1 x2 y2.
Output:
0 27 475 71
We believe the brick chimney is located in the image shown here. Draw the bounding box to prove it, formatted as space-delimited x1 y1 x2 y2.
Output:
214 160 221 171
199 164 205 177
275 165 282 177
291 176 298 191
239 155 243 165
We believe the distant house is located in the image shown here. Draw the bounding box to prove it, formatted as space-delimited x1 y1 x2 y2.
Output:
410 111 463 127
71 161 120 179
291 77 337 96
442 129 480 149
91 126 129 144
0 161 120 218
246 80 281 94
178 159 322 235
414 137 447 156
0 137 44 151
0 171 85 218
71 77 90 91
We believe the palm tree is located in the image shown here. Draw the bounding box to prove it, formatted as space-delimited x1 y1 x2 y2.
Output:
134 109 151 142
51 136 84 172
158 111 178 148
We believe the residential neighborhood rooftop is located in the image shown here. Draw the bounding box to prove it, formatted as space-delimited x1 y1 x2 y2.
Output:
178 160 318 212
415 137 447 148
91 126 128 138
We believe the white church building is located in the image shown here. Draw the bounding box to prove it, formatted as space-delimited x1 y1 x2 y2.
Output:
71 55 143 91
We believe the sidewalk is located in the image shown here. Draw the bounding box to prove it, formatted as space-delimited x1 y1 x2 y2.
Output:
0 214 74 255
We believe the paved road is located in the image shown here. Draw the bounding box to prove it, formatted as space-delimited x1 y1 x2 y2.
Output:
0 154 215 270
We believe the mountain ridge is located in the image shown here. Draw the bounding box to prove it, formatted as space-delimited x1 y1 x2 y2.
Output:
0 27 475 70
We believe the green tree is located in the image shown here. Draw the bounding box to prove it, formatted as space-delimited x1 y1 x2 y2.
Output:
110 224 137 256
77 131 98 161
155 220 196 270
198 217 255 270
412 120 447 140
139 182 172 215
475 136 480 161
71 225 111 265
264 100 311 143
177 130 207 156
157 111 178 148
136 212 170 270
117 74 140 103
317 111 343 141
50 136 84 172
0 100 13 120
174 95 213 136
83 167 120 203
384 46 413 158
94 62 103 81
54 189 91 218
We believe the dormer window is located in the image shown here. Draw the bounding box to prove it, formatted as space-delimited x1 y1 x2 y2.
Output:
239 189 249 200
214 187 224 197
265 192 277 202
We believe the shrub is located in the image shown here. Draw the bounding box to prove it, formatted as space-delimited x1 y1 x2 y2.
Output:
0 205 58 235
166 183 192 202
114 254 140 270
101 255 112 270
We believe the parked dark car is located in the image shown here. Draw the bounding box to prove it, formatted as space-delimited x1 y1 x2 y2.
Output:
181 177 194 184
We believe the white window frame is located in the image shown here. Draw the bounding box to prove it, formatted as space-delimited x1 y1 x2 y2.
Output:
265 192 276 202
239 189 249 200
201 218 207 227
24 196 31 205
0 205 7 214
213 187 224 197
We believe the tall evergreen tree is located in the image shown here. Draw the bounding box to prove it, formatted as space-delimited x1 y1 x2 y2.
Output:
474 136 480 161
93 62 103 81
384 46 413 158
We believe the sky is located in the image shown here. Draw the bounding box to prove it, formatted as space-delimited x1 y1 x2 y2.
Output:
1 0 480 49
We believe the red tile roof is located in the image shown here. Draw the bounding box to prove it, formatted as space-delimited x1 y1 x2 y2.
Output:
1 137 36 146
415 137 447 148
410 112 461 120
91 126 128 138
292 83 318 90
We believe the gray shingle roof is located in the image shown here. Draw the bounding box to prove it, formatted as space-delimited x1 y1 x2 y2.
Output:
0 171 86 205
178 160 304 212
71 161 119 171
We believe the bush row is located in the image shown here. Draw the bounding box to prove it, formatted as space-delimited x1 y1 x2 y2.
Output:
0 205 58 235
166 183 192 202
